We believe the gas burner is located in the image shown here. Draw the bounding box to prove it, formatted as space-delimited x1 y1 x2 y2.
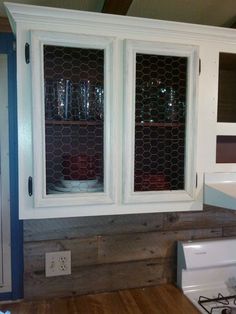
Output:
198 294 236 314
221 309 236 314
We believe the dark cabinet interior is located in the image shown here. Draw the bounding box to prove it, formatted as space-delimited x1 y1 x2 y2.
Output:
217 52 236 123
134 53 187 191
44 46 189 193
216 135 236 163
44 45 104 193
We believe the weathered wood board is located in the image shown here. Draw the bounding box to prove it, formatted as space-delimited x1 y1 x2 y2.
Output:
23 205 236 299
24 258 174 299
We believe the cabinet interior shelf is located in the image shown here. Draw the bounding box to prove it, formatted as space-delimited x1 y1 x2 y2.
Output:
136 122 184 127
45 120 103 126
45 120 184 127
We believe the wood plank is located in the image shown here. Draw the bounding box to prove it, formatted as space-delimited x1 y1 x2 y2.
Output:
0 284 199 314
118 290 143 314
24 236 98 273
129 288 167 314
0 17 11 33
24 228 221 273
102 0 133 15
223 226 236 237
80 293 128 314
98 228 222 264
24 213 164 242
74 295 105 314
24 205 236 243
127 285 198 314
51 297 77 314
24 258 174 299
152 285 200 314
163 205 236 230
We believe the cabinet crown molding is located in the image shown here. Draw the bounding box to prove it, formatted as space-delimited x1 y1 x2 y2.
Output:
4 2 236 42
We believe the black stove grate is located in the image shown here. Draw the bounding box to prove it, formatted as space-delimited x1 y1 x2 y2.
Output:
198 293 236 313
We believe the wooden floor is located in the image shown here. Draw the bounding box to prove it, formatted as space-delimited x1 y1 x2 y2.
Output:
0 284 200 314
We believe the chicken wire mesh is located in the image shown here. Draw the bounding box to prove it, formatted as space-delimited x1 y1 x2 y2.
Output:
134 53 187 192
43 45 104 194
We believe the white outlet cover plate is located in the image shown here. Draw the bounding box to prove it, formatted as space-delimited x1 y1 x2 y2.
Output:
45 250 71 277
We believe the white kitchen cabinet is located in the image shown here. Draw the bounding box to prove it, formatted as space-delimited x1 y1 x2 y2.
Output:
4 2 215 219
203 45 236 210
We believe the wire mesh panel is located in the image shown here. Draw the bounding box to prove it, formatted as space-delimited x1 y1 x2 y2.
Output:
44 45 104 194
134 53 187 192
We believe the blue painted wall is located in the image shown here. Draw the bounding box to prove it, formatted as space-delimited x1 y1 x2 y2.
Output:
0 33 23 300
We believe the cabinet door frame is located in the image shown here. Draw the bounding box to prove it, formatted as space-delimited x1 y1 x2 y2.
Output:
30 30 117 208
123 39 199 204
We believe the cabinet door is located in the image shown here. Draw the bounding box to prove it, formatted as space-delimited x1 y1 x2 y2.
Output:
30 31 116 209
123 40 199 205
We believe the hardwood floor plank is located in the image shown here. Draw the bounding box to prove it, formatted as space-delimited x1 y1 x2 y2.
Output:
19 302 33 314
88 293 128 314
0 284 200 314
151 285 199 314
75 295 104 314
118 290 143 314
51 297 77 314
129 288 166 314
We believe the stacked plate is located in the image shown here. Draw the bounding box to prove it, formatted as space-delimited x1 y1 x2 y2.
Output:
48 179 103 194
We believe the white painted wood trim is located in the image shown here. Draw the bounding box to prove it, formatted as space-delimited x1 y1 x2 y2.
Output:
0 54 12 292
205 43 236 174
5 2 236 43
216 123 236 135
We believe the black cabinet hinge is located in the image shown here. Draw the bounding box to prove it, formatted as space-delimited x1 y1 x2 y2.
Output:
28 176 33 196
25 43 30 64
199 58 201 75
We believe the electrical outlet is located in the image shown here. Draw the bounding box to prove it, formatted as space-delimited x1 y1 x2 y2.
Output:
45 251 71 277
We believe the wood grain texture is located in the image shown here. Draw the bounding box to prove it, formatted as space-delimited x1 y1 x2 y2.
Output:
24 258 174 299
163 205 236 230
0 17 11 32
102 0 133 15
24 205 235 242
24 236 98 272
23 204 236 299
127 286 198 314
24 228 221 274
223 225 236 236
97 228 221 264
24 213 164 242
0 284 199 314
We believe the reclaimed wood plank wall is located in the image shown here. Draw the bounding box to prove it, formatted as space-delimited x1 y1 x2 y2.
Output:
24 205 236 299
